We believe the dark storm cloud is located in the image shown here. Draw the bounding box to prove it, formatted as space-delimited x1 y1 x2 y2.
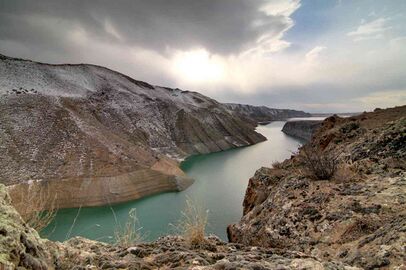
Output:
0 0 290 55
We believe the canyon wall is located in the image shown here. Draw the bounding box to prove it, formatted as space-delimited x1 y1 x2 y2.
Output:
228 106 406 269
0 54 265 209
224 103 310 124
281 120 322 142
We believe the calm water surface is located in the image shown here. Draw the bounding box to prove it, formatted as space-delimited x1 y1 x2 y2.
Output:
43 121 304 242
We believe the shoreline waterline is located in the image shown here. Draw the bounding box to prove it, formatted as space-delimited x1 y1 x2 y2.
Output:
42 120 308 242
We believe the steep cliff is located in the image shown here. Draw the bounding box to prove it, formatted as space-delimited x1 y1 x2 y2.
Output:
228 106 406 269
0 54 265 209
224 103 310 124
282 120 322 142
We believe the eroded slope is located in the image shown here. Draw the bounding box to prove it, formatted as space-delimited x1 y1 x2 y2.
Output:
0 54 265 208
228 106 406 269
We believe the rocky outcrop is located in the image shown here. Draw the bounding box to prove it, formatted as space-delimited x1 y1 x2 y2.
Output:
282 120 322 142
0 183 359 269
228 105 406 269
224 103 310 124
0 54 265 209
0 184 59 269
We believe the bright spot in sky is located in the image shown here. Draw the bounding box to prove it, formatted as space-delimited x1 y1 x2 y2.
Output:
172 49 224 83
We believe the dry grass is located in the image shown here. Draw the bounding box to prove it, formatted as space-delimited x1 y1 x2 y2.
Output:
339 218 380 243
333 162 359 183
12 183 57 231
174 198 208 247
113 208 144 247
65 206 82 240
300 145 339 180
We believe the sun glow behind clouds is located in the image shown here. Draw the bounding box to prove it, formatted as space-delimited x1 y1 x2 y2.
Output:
172 49 224 83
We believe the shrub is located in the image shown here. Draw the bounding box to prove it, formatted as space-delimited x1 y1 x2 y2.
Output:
340 121 360 133
271 161 282 169
175 197 208 247
301 145 339 180
12 183 57 231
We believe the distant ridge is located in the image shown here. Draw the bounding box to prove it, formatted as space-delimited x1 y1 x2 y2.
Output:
224 103 310 124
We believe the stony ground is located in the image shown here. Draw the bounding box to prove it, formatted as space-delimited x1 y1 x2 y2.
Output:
228 106 406 269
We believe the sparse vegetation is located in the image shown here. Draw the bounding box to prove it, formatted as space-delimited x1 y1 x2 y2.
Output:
11 183 57 231
175 197 208 247
300 145 339 180
333 162 359 183
339 218 380 243
113 208 144 247
271 161 282 169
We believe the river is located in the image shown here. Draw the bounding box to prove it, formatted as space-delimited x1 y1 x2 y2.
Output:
42 121 305 242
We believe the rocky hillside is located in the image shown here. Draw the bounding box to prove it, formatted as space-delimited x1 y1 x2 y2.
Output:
224 103 310 124
228 106 406 269
0 54 265 209
282 120 322 142
0 184 358 269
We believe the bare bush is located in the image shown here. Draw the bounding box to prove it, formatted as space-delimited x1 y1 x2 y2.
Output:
113 208 144 247
271 161 282 169
300 145 339 180
174 197 208 247
12 183 57 231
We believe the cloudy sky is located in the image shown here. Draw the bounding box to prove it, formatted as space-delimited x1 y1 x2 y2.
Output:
0 0 405 112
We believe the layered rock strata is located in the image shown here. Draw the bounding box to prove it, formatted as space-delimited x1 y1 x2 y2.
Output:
282 120 322 142
223 103 310 124
228 106 406 269
0 54 265 209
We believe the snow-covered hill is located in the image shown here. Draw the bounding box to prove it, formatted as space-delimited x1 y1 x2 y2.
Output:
0 54 266 208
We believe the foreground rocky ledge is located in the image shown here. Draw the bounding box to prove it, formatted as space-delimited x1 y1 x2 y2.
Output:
228 106 406 269
0 184 357 269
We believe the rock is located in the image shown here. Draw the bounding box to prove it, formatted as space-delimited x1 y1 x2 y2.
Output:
282 120 322 142
0 184 58 269
228 106 406 269
223 103 310 124
0 184 357 269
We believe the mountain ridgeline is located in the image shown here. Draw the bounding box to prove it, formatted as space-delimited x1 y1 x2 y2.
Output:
224 103 311 124
0 54 308 209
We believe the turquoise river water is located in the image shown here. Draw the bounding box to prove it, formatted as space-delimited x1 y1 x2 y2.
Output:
42 121 305 242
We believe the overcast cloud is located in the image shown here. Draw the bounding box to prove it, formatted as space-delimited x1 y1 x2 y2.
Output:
0 0 405 112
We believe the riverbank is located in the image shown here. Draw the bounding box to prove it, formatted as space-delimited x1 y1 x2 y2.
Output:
8 157 194 212
228 106 406 269
41 121 303 242
1 53 268 213
0 184 355 269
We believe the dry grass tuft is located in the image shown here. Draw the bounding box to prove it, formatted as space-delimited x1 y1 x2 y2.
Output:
339 218 380 243
175 198 209 247
333 162 359 183
113 208 144 247
12 183 57 231
300 145 339 180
